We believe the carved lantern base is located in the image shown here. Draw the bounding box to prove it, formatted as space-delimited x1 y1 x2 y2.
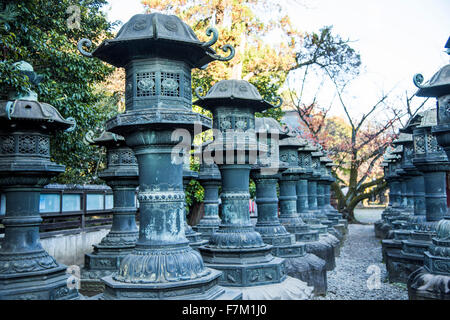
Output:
279 172 336 271
252 172 327 295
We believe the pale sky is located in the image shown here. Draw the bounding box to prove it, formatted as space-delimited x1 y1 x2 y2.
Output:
102 0 450 122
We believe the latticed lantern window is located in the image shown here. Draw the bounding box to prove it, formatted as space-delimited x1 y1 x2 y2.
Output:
426 133 443 153
0 135 15 153
160 72 180 97
414 135 426 154
312 158 319 169
183 74 191 101
120 149 137 164
404 145 414 164
136 72 156 97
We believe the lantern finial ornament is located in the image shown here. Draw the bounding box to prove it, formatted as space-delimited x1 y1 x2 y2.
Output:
413 73 425 89
77 38 93 57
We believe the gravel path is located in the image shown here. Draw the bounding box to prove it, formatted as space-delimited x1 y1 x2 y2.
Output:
315 223 408 300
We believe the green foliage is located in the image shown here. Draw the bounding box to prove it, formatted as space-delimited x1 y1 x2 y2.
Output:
251 75 285 121
249 179 256 199
0 0 118 183
185 179 204 209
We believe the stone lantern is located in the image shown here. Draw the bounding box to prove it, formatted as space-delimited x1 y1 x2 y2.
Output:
382 121 425 277
377 149 404 239
278 135 336 271
195 80 313 299
385 108 449 284
378 151 406 254
325 158 348 230
251 117 327 295
0 61 79 299
192 141 222 240
390 145 409 216
384 147 404 219
306 146 341 257
398 120 427 226
296 141 315 223
195 80 313 300
80 131 139 296
387 135 415 232
394 135 416 218
407 40 450 299
78 12 241 300
320 155 347 239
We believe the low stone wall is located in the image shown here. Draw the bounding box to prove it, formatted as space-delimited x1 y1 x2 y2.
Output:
40 228 110 266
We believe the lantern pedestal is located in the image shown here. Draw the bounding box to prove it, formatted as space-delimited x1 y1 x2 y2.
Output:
279 170 336 271
80 134 139 296
251 170 327 296
81 180 138 296
195 80 313 299
192 170 221 241
99 128 240 300
200 165 297 289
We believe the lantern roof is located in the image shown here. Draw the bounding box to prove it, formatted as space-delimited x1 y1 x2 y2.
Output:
320 155 333 163
194 80 281 112
415 64 450 98
391 145 403 155
392 132 413 145
89 130 126 148
311 149 323 158
416 108 437 128
78 13 234 68
255 117 290 138
412 37 450 97
298 141 316 152
279 136 308 148
399 112 424 134
0 61 75 132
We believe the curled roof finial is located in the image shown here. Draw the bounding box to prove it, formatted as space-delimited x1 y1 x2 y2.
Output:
77 38 93 57
84 129 95 145
413 73 425 89
271 96 283 108
194 86 205 100
202 27 219 48
201 26 235 61
65 117 77 132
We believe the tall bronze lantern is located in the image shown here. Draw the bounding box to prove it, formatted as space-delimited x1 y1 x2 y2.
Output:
78 13 241 300
0 62 78 299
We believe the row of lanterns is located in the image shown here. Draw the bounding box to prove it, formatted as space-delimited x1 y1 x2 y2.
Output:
0 13 347 300
375 38 450 300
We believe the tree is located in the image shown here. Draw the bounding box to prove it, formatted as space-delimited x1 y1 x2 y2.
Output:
284 25 424 222
0 0 119 183
286 26 361 137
